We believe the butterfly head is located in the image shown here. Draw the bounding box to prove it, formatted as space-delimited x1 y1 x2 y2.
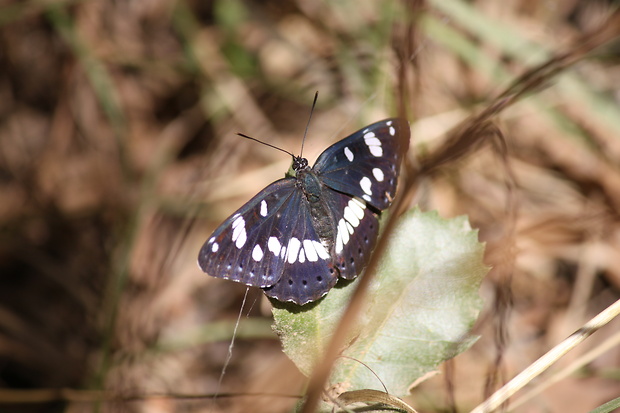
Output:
287 155 309 178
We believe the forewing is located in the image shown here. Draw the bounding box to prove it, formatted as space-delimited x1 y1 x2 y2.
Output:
313 118 410 211
198 178 299 288
198 177 340 305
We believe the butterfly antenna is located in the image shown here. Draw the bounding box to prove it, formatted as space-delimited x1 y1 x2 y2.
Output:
237 133 295 158
300 91 319 158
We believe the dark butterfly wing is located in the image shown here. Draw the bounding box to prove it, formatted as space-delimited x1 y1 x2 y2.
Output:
261 196 341 304
324 190 380 280
265 179 382 302
198 177 339 305
198 178 298 288
313 118 409 210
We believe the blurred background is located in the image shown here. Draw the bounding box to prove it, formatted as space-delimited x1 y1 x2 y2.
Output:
1 0 620 412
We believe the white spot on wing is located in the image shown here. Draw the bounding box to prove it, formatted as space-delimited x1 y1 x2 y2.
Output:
346 221 354 235
298 248 305 263
362 194 371 202
260 200 268 217
335 218 351 254
372 167 385 182
368 145 382 157
268 236 281 255
211 242 219 252
252 244 263 261
339 219 349 245
360 176 372 195
389 126 396 136
344 147 354 162
364 132 383 157
349 198 366 219
313 241 330 259
231 216 247 248
236 232 246 248
343 206 360 227
335 231 343 254
386 120 393 126
287 237 301 264
232 216 244 229
303 240 318 262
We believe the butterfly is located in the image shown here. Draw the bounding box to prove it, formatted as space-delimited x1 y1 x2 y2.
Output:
198 118 409 305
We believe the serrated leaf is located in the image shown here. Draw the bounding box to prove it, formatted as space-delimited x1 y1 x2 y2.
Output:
272 208 488 396
270 277 357 376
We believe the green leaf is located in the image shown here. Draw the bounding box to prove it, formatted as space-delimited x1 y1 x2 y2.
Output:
270 276 359 376
272 208 488 396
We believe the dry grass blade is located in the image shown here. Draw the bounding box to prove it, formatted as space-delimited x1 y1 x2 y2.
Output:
510 329 620 411
421 12 620 176
471 298 620 413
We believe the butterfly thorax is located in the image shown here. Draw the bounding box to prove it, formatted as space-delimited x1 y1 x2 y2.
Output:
293 157 335 249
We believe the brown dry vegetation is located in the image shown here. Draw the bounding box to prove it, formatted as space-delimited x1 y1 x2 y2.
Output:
1 0 620 412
